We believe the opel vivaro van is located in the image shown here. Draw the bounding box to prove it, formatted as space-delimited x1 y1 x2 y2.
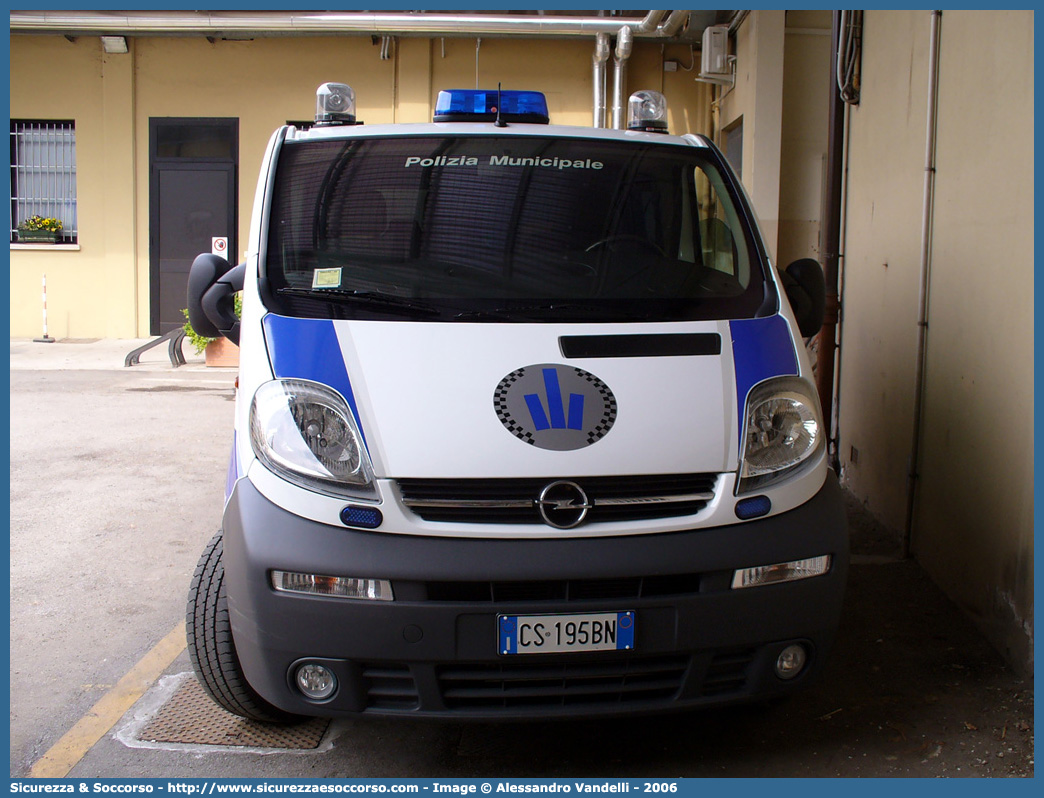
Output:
185 84 848 722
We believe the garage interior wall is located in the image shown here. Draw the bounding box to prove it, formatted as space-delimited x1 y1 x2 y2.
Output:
776 11 831 271
716 10 784 262
717 10 832 271
838 9 1034 672
9 33 712 339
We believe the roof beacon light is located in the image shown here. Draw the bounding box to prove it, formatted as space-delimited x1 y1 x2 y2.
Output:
627 90 669 133
434 89 549 125
315 83 357 126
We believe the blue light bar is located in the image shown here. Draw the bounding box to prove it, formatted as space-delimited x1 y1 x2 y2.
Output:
434 89 549 124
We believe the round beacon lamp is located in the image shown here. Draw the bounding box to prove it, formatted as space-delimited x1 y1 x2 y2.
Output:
627 90 669 133
315 83 357 126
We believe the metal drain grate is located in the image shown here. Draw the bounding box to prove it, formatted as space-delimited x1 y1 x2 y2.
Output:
137 676 329 749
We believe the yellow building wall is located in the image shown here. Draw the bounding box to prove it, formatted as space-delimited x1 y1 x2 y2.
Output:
10 33 712 339
10 37 139 339
129 34 401 334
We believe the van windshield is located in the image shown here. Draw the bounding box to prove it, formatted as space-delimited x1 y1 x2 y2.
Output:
264 134 768 322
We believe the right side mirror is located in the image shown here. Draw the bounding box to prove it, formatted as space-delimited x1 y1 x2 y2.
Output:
782 258 826 338
187 253 245 345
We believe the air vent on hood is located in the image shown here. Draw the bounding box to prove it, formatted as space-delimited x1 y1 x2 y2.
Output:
559 333 722 359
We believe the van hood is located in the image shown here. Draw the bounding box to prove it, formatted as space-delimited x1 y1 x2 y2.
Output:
262 316 741 479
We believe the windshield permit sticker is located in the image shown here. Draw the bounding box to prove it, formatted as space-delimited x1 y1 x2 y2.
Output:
494 365 617 451
312 268 343 289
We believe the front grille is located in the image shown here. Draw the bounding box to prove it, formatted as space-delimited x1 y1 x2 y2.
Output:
424 573 701 603
699 647 756 697
397 473 717 525
354 646 762 714
437 655 690 710
361 663 420 710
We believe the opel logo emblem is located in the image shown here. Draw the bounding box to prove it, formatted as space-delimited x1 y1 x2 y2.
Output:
537 481 592 529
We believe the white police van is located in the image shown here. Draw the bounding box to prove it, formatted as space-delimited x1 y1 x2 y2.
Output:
186 83 847 722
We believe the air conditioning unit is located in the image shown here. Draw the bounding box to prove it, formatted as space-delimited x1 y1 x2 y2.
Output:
701 25 730 76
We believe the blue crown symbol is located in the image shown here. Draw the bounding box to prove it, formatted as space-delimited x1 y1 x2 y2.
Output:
524 368 584 431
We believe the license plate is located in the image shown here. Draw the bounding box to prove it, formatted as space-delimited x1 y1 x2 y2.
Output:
498 611 635 655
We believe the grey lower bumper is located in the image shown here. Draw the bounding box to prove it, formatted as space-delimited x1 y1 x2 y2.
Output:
222 475 849 719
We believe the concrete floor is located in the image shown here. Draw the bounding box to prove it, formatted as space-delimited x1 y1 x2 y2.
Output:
8 338 1034 779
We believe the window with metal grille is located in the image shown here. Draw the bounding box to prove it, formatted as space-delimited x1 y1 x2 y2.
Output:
10 121 78 244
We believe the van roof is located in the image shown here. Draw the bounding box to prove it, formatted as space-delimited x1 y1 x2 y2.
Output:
285 122 712 150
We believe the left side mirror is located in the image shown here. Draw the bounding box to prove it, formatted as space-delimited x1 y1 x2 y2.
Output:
782 258 826 338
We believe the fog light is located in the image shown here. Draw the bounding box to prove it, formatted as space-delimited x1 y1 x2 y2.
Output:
295 663 337 700
775 644 807 679
272 571 394 600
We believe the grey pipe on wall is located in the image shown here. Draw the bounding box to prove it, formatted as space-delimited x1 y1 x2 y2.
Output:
611 26 634 129
592 32 610 128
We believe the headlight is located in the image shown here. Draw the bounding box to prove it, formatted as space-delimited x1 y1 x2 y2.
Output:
737 376 824 494
250 379 377 500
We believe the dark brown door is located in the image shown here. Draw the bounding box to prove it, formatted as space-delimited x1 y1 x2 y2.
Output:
149 118 237 334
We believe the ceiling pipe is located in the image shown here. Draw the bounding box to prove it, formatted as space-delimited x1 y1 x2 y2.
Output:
728 10 751 33
9 10 689 40
634 10 669 34
610 27 634 130
658 10 690 37
592 32 611 128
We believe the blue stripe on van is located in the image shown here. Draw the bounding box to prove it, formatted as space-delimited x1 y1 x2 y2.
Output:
729 316 799 443
262 314 366 446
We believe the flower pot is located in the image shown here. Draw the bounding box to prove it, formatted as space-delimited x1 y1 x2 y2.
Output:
204 337 240 368
17 230 58 244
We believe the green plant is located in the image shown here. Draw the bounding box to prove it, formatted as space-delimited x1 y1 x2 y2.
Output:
181 308 212 354
18 215 63 233
182 294 242 355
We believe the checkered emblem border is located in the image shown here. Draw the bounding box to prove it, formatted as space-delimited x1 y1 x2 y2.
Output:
494 365 617 449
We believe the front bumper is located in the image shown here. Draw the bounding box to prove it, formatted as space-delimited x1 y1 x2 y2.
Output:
223 475 849 719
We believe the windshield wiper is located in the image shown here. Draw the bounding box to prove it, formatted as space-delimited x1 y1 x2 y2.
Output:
453 308 531 321
456 302 653 322
278 287 443 318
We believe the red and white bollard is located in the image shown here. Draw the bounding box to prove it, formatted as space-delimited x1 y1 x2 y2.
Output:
33 273 55 343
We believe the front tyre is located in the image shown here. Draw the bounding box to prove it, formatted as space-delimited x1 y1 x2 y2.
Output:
186 531 300 723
